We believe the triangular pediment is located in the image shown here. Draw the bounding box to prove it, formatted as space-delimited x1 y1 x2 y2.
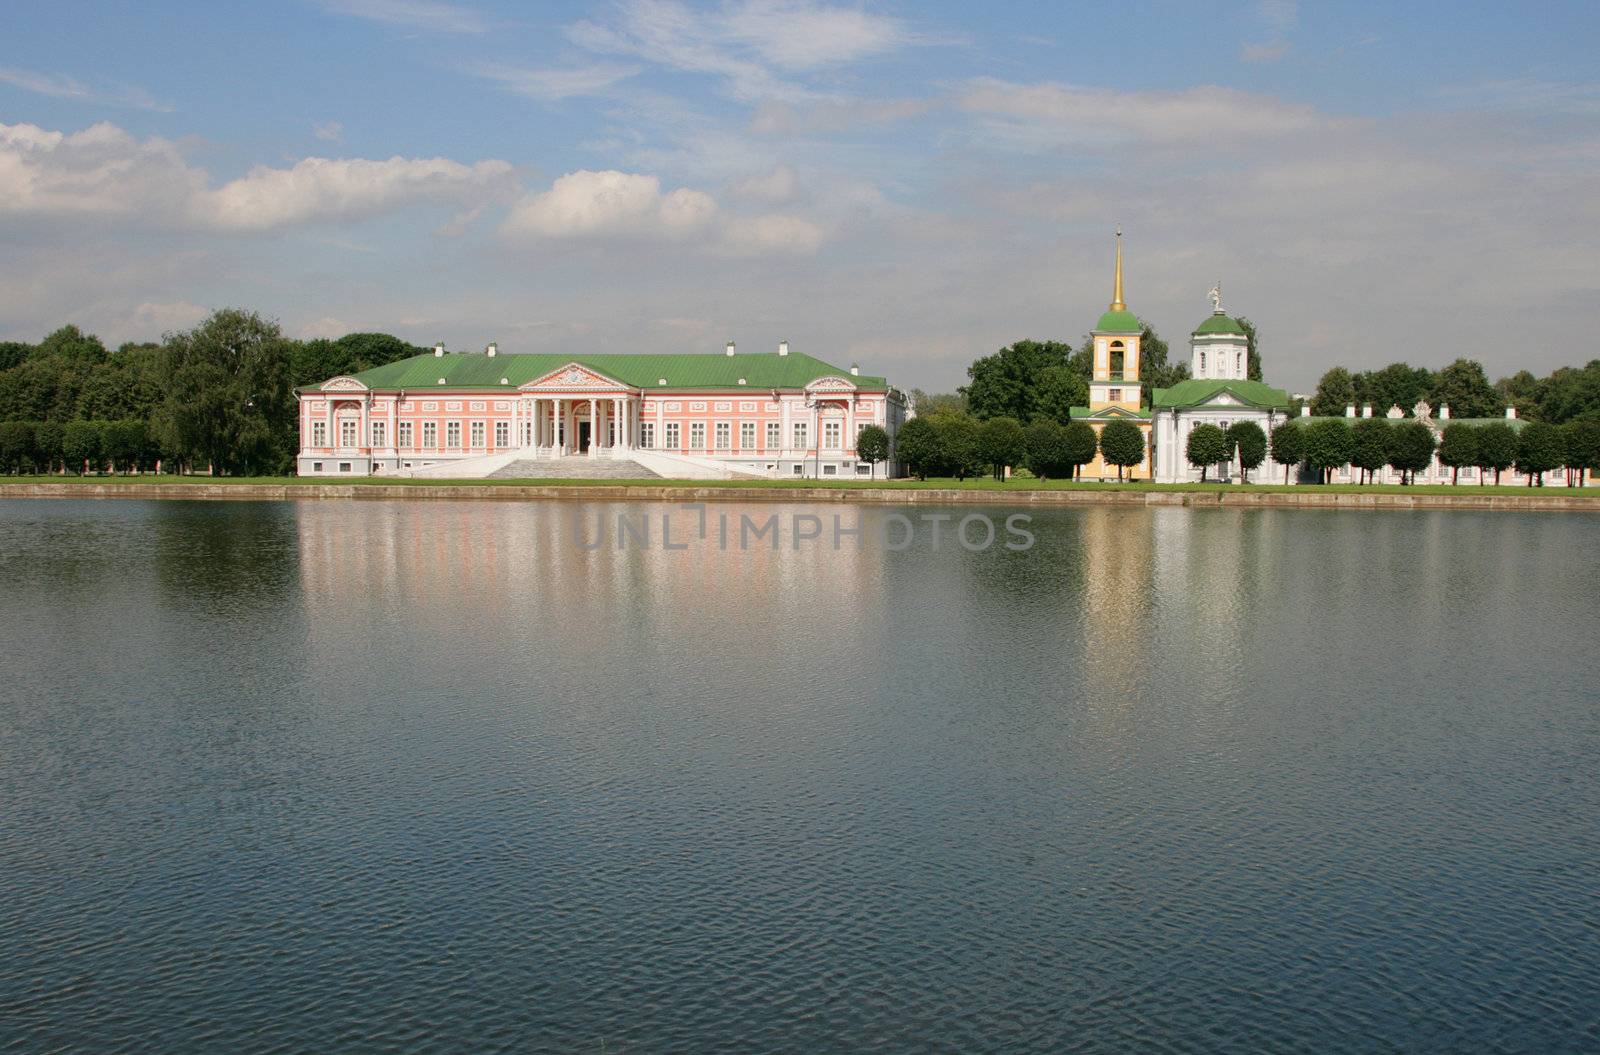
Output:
520 362 631 392
320 375 369 392
805 375 858 393
1084 405 1145 419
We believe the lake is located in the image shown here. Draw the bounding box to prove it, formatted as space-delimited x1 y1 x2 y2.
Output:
0 497 1595 1053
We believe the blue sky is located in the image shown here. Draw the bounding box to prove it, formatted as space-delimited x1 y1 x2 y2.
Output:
3 1 1598 391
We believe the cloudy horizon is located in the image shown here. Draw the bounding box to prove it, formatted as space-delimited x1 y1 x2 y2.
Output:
2 0 1597 392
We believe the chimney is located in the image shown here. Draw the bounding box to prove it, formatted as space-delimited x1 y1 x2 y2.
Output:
850 364 860 376
1505 406 1517 419
1345 404 1356 418
434 342 445 357
1300 404 1311 417
1439 404 1450 420
486 341 497 357
778 340 789 357
725 340 736 357
1361 404 1373 418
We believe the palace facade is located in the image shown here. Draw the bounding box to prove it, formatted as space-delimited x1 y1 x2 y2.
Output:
296 342 906 478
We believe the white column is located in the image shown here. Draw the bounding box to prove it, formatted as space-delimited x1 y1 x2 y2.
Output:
588 398 597 455
614 397 623 450
781 399 792 456
845 399 855 454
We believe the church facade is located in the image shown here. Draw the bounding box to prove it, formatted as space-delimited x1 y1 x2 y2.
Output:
295 342 906 478
1070 231 1153 480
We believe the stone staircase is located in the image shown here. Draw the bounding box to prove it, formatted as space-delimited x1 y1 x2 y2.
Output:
487 457 660 480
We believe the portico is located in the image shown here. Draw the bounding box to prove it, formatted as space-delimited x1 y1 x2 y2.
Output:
517 364 642 457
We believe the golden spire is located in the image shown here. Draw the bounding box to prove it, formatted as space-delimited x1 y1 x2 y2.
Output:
1109 226 1126 311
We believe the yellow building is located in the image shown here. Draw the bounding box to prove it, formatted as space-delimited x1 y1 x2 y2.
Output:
1073 230 1153 480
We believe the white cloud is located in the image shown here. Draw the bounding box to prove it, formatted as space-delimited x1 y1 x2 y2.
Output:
719 212 826 255
298 316 349 339
473 62 639 101
128 301 210 335
0 120 514 232
196 155 514 231
318 0 488 34
567 0 917 103
501 169 717 240
0 65 171 111
957 79 1326 145
748 98 934 136
313 120 344 142
1242 0 1296 63
727 164 799 203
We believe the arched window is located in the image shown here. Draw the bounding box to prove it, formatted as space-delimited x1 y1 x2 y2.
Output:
1199 350 1207 373
1109 341 1125 379
1236 351 1244 374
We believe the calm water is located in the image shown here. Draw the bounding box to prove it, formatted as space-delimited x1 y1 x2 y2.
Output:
0 497 1596 1054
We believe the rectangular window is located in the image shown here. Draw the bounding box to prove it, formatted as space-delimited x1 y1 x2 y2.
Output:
338 462 351 473
422 422 437 448
822 464 837 476
446 422 462 448
793 463 804 475
824 421 841 450
793 423 808 449
313 462 323 472
470 421 485 448
311 421 327 447
766 422 780 449
640 422 655 449
715 422 731 449
1109 388 1122 403
690 422 706 450
370 420 386 448
664 422 680 449
495 421 509 448
340 419 358 447
740 422 756 449
398 421 413 448
1199 352 1206 372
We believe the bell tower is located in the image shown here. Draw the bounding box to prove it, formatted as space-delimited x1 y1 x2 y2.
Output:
1089 228 1142 413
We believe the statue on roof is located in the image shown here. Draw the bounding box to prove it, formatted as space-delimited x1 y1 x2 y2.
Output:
1208 281 1223 314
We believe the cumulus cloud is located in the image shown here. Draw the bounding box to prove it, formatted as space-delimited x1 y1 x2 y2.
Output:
957 79 1326 145
0 120 514 232
726 164 799 203
196 155 514 231
719 213 826 255
501 169 717 240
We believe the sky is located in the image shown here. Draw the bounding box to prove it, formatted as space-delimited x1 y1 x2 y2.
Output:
2 1 1598 393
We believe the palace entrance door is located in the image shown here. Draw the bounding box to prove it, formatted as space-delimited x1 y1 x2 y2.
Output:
578 422 591 453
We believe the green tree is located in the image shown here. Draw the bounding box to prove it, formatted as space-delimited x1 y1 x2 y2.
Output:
1303 418 1354 484
1356 362 1434 417
1514 421 1563 486
34 421 63 475
976 416 1026 480
62 419 102 474
1098 419 1145 482
894 417 941 480
1474 421 1517 485
1237 317 1264 382
934 412 984 480
1033 365 1089 424
36 325 109 364
103 419 150 474
908 389 966 417
0 421 35 473
1436 423 1479 485
1062 420 1098 480
1269 421 1305 484
1310 367 1357 418
1427 359 1501 420
1387 421 1436 484
1185 423 1229 482
1536 360 1600 424
1136 322 1188 399
855 424 889 479
1350 418 1392 485
158 309 295 475
1562 419 1600 487
0 342 33 371
962 339 1073 422
1227 421 1267 483
1495 370 1541 420
1023 419 1073 481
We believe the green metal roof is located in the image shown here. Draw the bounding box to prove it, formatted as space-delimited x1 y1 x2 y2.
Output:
1192 313 1246 336
1152 379 1291 410
1093 309 1141 333
303 351 888 393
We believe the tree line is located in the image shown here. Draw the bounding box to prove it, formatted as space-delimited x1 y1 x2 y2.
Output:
0 311 427 475
1264 416 1599 487
1307 357 1600 424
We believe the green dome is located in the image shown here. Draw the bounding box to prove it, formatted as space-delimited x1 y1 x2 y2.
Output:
1094 309 1141 333
1193 312 1246 336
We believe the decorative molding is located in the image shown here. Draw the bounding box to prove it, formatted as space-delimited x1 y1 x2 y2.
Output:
320 376 369 392
520 362 630 392
806 375 858 393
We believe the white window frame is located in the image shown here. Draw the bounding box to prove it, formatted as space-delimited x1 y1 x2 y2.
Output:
446 421 462 449
640 422 655 449
740 421 756 450
370 420 386 448
422 421 437 448
690 422 706 450
823 421 842 450
715 421 732 450
311 421 327 447
793 423 808 449
470 421 486 448
339 418 358 448
664 422 680 449
494 421 509 448
766 422 780 450
397 421 413 449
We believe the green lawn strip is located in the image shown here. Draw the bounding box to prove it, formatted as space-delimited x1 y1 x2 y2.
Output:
4 474 1595 497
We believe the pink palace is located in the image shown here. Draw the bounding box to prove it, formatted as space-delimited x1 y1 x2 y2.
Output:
295 340 908 478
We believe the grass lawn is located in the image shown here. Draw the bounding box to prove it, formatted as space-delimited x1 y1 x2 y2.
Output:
5 474 1595 497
